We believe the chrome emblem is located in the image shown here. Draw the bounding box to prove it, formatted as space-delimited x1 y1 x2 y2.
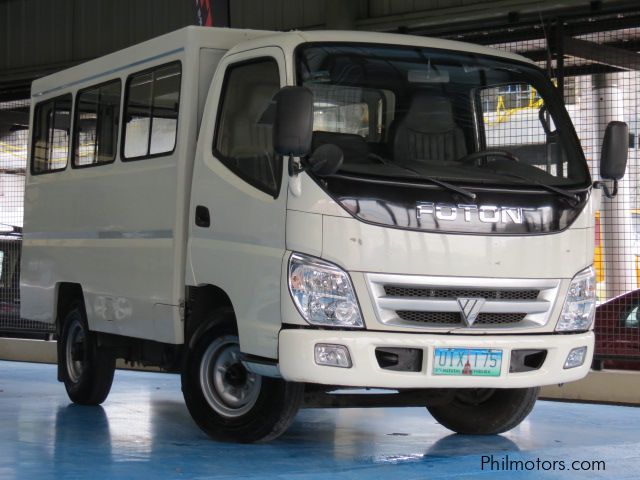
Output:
416 202 536 224
457 297 485 327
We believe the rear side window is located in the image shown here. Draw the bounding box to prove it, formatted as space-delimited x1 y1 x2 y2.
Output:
122 62 181 160
74 80 121 167
32 94 72 173
213 58 281 196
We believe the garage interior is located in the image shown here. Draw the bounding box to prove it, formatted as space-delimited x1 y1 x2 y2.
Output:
1 0 640 478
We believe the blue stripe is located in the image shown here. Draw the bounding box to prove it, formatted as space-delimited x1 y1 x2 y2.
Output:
33 47 185 97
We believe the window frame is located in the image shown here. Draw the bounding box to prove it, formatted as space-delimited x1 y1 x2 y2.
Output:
30 93 73 175
212 56 283 199
121 60 182 162
72 78 122 170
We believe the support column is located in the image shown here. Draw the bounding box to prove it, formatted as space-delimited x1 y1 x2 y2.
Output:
593 73 637 299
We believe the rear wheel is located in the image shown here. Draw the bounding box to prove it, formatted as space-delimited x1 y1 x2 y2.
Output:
182 312 304 443
58 304 116 405
427 387 539 435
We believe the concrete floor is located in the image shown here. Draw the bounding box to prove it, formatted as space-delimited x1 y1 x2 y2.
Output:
1 361 639 479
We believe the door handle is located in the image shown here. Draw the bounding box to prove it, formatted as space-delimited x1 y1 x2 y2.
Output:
195 205 210 228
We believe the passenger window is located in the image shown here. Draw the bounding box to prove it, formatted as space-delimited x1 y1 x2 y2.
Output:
622 306 640 328
32 94 72 173
214 58 282 196
123 62 181 159
74 80 121 167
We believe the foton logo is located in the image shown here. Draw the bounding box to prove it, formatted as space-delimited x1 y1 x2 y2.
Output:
416 202 536 224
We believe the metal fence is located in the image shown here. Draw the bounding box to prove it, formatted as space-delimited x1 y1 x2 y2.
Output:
438 12 640 366
2 12 640 365
0 99 54 336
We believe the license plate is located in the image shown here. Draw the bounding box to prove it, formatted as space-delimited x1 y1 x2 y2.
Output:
433 348 502 377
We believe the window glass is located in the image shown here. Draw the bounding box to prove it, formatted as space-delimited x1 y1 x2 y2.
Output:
150 64 181 154
296 43 589 188
32 94 72 173
479 83 568 179
74 80 121 167
306 83 389 142
214 59 281 195
623 306 640 328
124 72 152 158
123 62 181 159
310 85 369 137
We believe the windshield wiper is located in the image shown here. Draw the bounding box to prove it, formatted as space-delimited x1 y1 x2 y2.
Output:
484 169 581 203
396 163 477 200
366 154 476 200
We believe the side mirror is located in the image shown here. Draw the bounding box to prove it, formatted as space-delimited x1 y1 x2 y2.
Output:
307 144 344 177
273 86 313 157
600 121 628 181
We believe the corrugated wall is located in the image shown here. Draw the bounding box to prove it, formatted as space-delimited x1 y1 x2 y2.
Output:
367 0 544 17
229 0 328 30
0 0 194 85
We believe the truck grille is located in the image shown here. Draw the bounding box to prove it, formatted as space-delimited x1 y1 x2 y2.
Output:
396 311 527 325
384 286 540 301
367 274 560 331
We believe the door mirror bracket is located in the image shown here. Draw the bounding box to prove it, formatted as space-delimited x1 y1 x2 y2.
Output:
593 180 618 199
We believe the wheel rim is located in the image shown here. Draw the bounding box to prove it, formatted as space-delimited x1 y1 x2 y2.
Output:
199 336 262 418
65 317 87 383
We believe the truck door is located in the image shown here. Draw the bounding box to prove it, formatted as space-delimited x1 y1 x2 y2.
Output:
189 47 288 359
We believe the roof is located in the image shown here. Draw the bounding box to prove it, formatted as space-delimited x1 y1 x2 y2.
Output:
227 29 535 65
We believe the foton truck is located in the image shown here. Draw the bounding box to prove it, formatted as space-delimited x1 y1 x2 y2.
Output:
21 26 627 442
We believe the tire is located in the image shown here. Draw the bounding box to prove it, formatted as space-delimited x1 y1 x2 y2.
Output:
427 387 539 435
182 311 304 443
58 303 116 405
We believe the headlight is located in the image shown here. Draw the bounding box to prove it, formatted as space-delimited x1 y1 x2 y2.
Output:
556 266 596 332
288 253 363 328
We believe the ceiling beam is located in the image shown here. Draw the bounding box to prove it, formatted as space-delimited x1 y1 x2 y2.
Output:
356 0 640 35
563 36 640 71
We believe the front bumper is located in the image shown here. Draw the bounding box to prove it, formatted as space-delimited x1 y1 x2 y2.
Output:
278 329 593 389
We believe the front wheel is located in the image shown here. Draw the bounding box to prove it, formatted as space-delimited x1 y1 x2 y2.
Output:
427 387 539 435
58 304 116 405
181 315 304 443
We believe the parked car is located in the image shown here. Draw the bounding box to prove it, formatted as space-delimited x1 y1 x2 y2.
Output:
594 289 640 370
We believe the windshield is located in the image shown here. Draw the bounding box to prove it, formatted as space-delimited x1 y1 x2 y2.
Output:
296 42 590 188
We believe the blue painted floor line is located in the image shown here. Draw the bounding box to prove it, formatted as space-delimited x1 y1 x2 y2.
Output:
0 360 639 479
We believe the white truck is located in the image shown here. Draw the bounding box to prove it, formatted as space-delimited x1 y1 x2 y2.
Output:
21 26 627 442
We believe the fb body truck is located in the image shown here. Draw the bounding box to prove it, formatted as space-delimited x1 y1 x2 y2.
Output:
21 26 627 442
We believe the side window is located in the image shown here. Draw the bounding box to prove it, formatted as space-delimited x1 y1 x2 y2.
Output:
622 306 640 329
74 80 121 167
213 58 281 196
123 62 181 160
32 94 72 173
